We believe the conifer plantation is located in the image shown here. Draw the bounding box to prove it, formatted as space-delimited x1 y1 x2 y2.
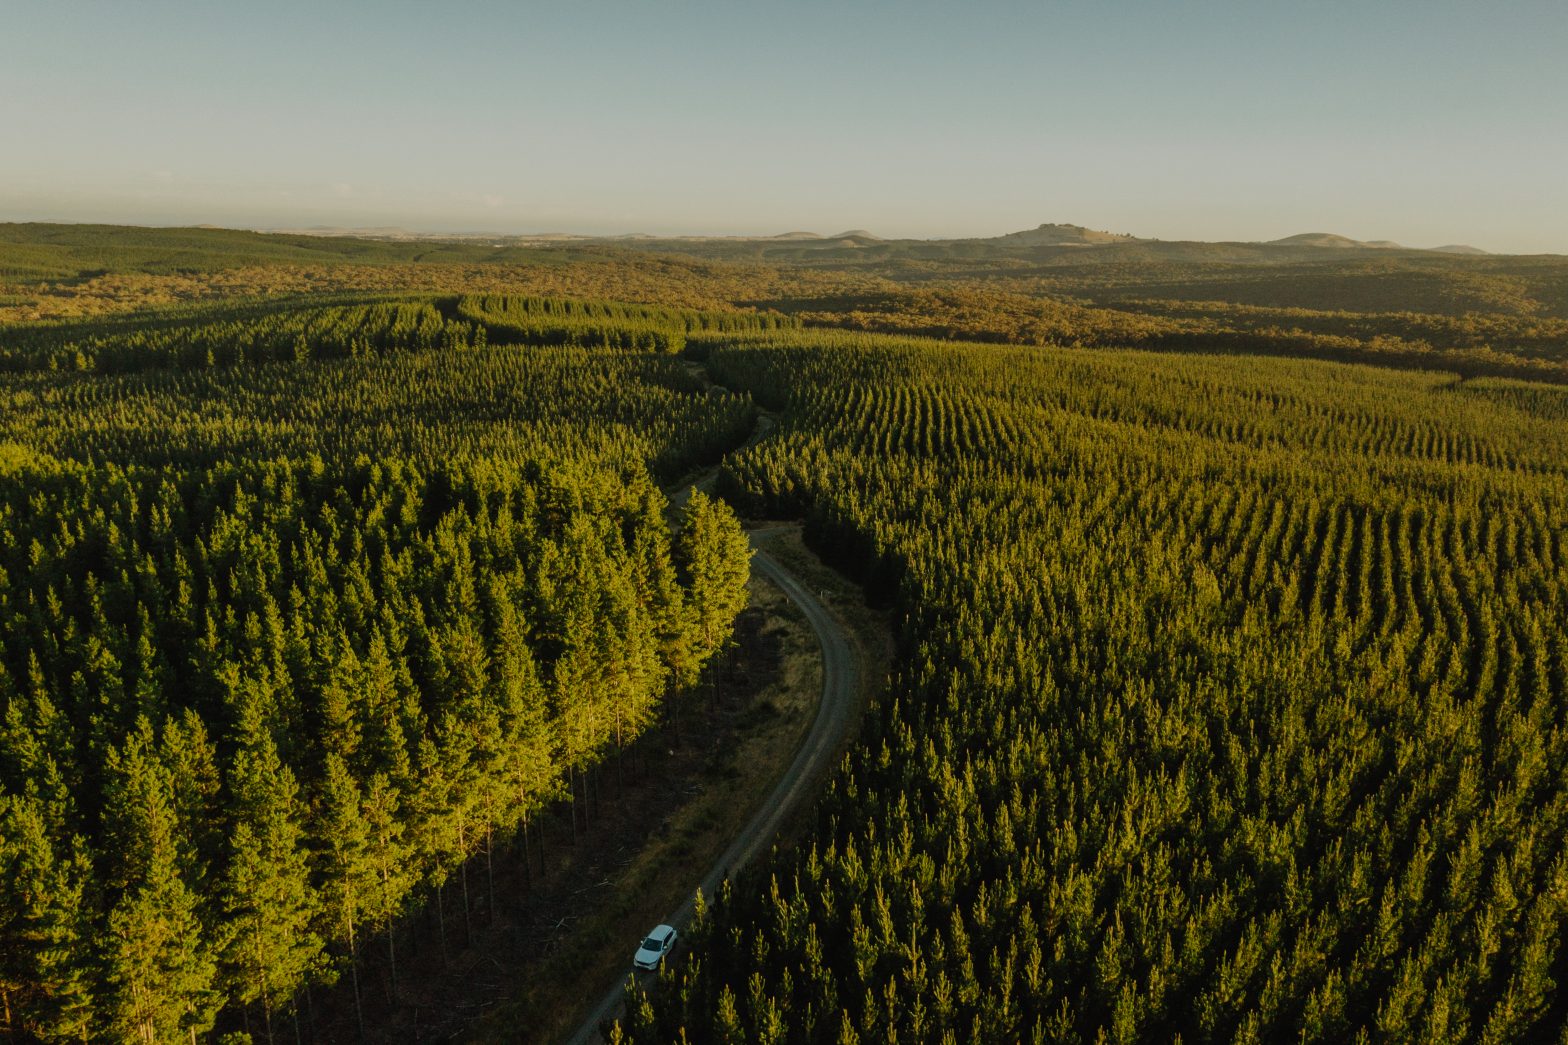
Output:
7 0 1568 1037
0 294 760 1040
624 332 1568 1042
2 228 1568 1044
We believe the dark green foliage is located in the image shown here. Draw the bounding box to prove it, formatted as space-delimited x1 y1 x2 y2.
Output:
0 298 473 374
0 325 755 482
0 795 95 1041
631 330 1568 1042
0 291 794 374
0 302 754 1039
99 722 220 1042
457 294 797 355
675 489 755 674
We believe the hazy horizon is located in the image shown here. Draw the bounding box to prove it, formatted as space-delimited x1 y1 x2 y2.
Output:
5 0 1565 253
0 213 1543 254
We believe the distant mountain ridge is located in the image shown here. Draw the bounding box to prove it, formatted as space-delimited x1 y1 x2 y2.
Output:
250 221 1493 257
1269 232 1402 249
975 225 1489 256
1266 232 1488 254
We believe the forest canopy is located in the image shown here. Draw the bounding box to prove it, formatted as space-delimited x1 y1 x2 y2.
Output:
0 286 757 1040
3 224 1568 1042
624 331 1568 1043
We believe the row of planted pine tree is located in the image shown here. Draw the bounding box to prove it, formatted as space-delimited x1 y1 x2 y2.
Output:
0 292 797 374
624 330 1568 1043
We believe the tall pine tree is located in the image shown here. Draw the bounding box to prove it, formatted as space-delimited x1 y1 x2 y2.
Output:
99 725 219 1043
220 704 319 1042
0 794 94 1041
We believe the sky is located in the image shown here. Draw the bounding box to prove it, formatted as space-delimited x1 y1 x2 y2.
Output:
3 0 1566 252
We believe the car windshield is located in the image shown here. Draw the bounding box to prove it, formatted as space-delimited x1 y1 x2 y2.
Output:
641 935 663 951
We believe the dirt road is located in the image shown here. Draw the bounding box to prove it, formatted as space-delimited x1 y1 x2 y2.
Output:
561 531 860 1045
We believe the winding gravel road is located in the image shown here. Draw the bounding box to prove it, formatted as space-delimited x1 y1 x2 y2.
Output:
561 530 861 1044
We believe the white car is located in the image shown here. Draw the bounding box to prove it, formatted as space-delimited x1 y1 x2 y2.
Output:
633 924 678 970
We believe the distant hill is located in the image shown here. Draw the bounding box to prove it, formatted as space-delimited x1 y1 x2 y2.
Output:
1268 232 1405 250
1268 233 1493 255
990 223 1141 247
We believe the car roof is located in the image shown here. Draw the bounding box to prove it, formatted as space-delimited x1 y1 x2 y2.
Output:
648 923 676 939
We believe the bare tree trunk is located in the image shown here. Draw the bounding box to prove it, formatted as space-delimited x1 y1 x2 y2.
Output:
616 713 626 799
521 814 532 889
578 767 590 830
460 856 473 944
378 848 400 1002
568 766 578 844
386 926 399 1003
257 926 275 1045
348 916 365 1043
485 822 497 925
455 817 473 943
436 881 449 965
350 961 365 1042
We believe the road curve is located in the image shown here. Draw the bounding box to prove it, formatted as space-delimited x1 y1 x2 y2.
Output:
561 533 860 1045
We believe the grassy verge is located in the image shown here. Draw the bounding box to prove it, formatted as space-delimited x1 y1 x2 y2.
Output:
752 524 893 719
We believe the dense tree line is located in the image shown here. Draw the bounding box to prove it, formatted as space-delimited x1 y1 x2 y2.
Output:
456 294 797 355
0 293 797 375
0 305 756 1040
0 299 484 374
794 288 1568 384
8 224 1568 391
0 335 755 482
625 330 1568 1042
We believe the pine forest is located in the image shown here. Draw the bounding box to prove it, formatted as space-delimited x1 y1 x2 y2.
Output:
0 226 1567 1043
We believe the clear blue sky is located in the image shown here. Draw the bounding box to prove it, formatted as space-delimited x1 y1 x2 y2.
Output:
3 0 1565 251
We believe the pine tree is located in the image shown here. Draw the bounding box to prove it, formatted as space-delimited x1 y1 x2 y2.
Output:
0 795 94 1041
675 490 752 669
159 710 223 894
316 636 363 767
314 754 375 1038
99 731 219 1043
360 772 413 999
634 486 697 692
359 631 413 781
220 714 319 1042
